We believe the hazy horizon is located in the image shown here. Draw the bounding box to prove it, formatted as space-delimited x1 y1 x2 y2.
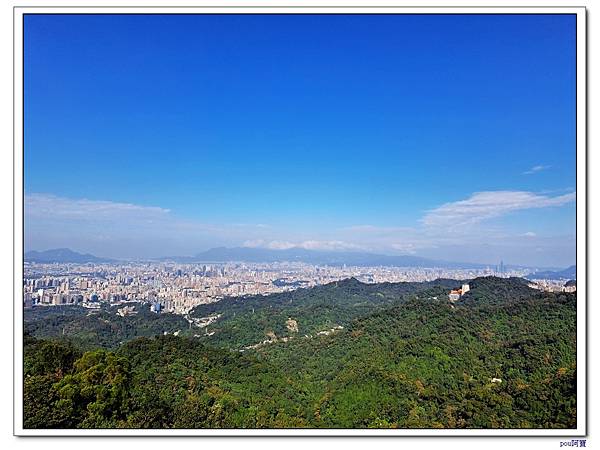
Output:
23 244 573 270
24 14 576 267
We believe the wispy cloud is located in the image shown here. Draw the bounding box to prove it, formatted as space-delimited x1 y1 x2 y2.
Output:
523 164 551 175
242 239 365 251
244 190 576 259
243 240 295 250
25 191 576 265
421 191 575 228
26 193 171 221
25 193 271 258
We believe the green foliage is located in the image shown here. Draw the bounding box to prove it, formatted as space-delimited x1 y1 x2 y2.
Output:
459 276 537 305
24 375 72 428
24 335 81 377
190 277 460 349
23 277 577 429
53 349 131 428
25 303 191 349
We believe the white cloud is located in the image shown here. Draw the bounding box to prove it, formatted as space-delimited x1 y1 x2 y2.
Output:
243 239 364 252
25 193 272 258
298 240 364 251
264 241 297 250
242 239 267 248
390 243 418 254
25 193 171 221
422 191 575 228
523 164 551 175
241 240 302 250
24 191 575 266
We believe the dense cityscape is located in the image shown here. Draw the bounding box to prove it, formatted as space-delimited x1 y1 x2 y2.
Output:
23 260 575 315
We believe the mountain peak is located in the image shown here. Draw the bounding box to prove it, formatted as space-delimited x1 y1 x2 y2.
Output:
25 248 113 263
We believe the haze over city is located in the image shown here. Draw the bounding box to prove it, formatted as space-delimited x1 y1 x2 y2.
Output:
24 14 576 267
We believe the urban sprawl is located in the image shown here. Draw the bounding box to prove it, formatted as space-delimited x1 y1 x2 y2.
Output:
23 262 572 315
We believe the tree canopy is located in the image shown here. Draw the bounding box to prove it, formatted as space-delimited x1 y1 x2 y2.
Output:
23 277 577 429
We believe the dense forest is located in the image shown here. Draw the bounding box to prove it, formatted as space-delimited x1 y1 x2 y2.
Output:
25 303 192 350
23 277 577 429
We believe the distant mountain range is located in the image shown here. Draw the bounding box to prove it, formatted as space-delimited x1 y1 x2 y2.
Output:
24 248 114 264
26 246 570 271
161 246 488 269
526 265 576 280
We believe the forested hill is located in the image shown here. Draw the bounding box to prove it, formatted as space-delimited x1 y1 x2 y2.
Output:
189 276 541 350
24 276 543 351
188 277 462 349
24 277 461 351
459 276 538 305
24 278 576 429
24 303 191 350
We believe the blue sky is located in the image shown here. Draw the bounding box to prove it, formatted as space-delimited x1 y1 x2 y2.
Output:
24 14 577 266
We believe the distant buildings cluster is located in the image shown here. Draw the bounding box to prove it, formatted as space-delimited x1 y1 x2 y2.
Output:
528 279 577 293
23 261 532 315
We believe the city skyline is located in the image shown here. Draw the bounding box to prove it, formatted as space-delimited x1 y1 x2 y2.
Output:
24 14 576 266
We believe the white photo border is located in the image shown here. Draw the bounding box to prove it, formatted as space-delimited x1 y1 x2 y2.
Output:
13 5 588 437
